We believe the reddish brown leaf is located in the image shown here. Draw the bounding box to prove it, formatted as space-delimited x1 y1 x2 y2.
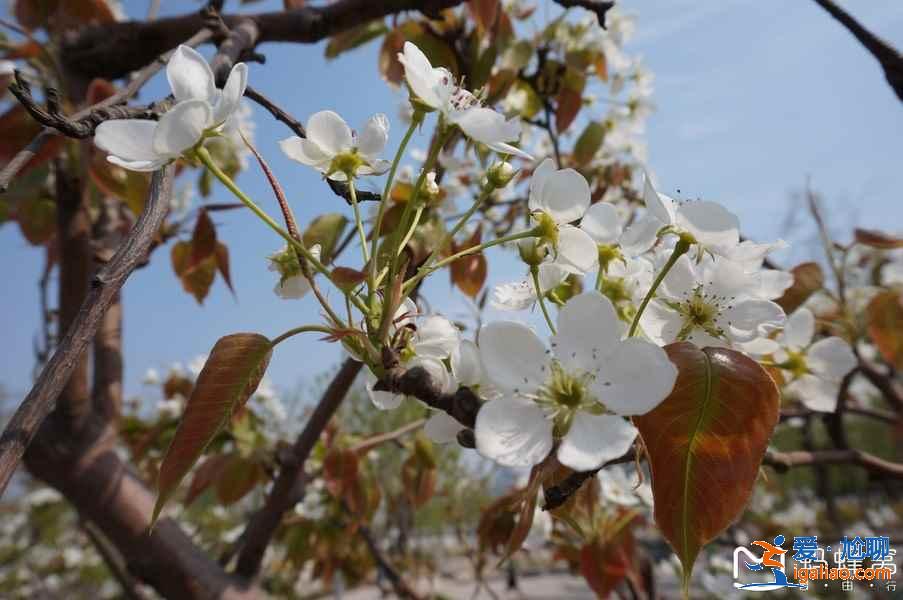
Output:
184 454 230 506
172 241 216 304
16 196 56 245
868 291 903 370
776 262 824 314
634 343 780 587
216 455 263 505
86 78 117 105
855 228 903 249
467 0 500 32
152 333 272 525
324 449 360 500
0 105 63 172
378 29 406 86
189 209 217 268
215 242 235 296
331 266 368 291
555 71 586 133
450 226 487 298
580 523 636 599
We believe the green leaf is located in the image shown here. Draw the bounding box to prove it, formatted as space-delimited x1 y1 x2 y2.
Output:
633 342 780 590
302 213 348 264
152 333 273 526
324 21 387 59
573 121 606 166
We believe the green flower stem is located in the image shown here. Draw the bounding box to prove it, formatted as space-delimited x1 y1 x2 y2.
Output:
532 265 557 334
417 184 492 281
595 268 605 293
368 114 421 308
347 178 369 264
271 325 335 347
196 146 370 315
627 238 691 337
385 123 452 303
403 229 539 295
396 204 425 258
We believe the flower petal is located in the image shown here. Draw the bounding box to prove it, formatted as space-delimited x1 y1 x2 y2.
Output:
152 99 211 156
528 158 556 213
642 173 675 224
279 136 331 168
212 62 248 124
581 202 622 244
478 321 549 393
357 113 389 157
723 299 785 341
619 215 661 256
783 308 815 349
166 45 215 103
557 413 637 471
556 225 598 274
424 412 463 444
475 398 553 468
453 107 520 144
106 156 169 172
413 315 460 359
398 42 445 109
536 168 590 224
485 140 534 161
552 291 622 373
451 339 483 388
490 279 536 311
94 119 160 161
306 110 353 155
366 373 403 410
676 201 740 252
807 337 856 382
594 338 677 415
786 374 838 412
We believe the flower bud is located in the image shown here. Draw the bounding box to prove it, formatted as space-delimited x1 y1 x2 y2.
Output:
518 238 547 267
486 161 516 189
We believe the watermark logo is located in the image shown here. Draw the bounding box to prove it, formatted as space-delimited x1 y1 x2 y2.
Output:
732 534 897 592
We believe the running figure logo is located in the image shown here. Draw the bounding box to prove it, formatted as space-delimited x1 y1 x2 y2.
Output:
733 535 808 591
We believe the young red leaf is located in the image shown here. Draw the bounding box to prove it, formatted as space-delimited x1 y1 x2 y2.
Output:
216 455 264 505
633 342 779 590
184 453 230 506
152 333 273 526
868 291 903 370
855 228 903 249
776 262 824 314
215 242 236 296
189 209 217 268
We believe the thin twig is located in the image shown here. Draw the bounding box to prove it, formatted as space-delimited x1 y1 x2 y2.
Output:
358 524 425 600
83 521 150 600
764 448 903 479
0 166 174 498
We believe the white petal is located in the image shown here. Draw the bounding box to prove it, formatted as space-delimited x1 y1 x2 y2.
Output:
756 269 794 300
556 225 598 274
152 99 211 156
552 291 622 373
643 173 675 224
723 299 785 340
452 340 483 387
357 113 389 158
557 413 637 471
707 256 757 299
410 356 454 394
536 168 590 224
414 315 460 359
786 374 838 413
490 279 536 311
528 158 556 213
676 201 740 252
366 373 403 410
398 42 445 109
660 253 697 299
166 45 215 103
478 321 549 393
807 337 857 382
581 202 622 244
393 297 419 329
475 398 553 468
306 110 353 155
357 158 391 176
640 300 683 344
740 337 781 356
453 107 520 144
212 62 248 124
106 156 169 172
594 338 677 415
485 140 534 161
619 215 661 256
783 308 815 349
273 273 311 299
94 120 160 161
424 412 463 444
279 136 331 167
538 261 569 292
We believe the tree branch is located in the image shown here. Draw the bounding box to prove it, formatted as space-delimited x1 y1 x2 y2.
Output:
764 448 903 479
358 524 424 600
0 166 174 498
542 449 635 511
234 358 363 578
59 0 467 82
552 0 614 28
813 0 903 102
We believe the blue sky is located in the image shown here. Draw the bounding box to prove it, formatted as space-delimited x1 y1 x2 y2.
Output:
1 0 901 405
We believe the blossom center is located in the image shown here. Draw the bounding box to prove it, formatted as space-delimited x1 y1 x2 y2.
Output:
666 285 733 341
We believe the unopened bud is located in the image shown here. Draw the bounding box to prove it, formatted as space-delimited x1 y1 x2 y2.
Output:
486 161 516 188
518 237 547 267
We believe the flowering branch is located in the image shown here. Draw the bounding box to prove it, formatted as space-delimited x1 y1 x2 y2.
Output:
542 449 636 511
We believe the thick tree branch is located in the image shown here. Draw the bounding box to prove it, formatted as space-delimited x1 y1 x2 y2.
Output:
60 0 466 82
0 167 174 498
234 358 363 578
764 448 903 479
813 0 903 102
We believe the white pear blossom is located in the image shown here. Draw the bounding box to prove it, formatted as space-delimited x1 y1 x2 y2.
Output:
280 110 390 181
641 252 786 348
621 173 740 256
773 308 857 412
94 45 248 171
397 42 532 160
598 465 653 508
475 292 677 471
267 244 322 300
